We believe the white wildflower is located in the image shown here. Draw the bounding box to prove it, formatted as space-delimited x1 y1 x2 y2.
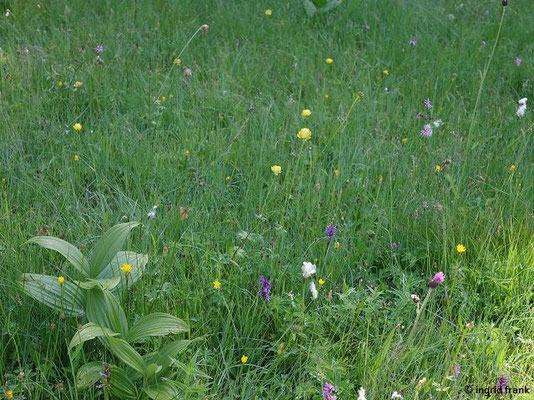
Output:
309 281 318 300
391 391 403 399
358 387 367 400
301 261 316 278
147 205 157 219
517 98 527 117
433 119 443 127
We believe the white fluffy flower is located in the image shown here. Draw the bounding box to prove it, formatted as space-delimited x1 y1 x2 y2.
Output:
301 261 316 278
391 392 403 399
309 281 318 300
517 98 527 117
147 205 157 219
358 387 367 400
433 119 443 128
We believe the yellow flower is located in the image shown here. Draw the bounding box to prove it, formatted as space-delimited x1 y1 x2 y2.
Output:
456 244 466 253
73 123 82 131
73 81 83 88
74 154 80 161
297 127 311 140
169 94 174 99
58 276 65 284
121 263 132 274
334 241 340 250
334 169 339 176
301 109 311 117
213 280 221 289
402 137 408 144
318 278 325 286
509 164 516 171
271 165 281 175
325 94 330 100
6 390 13 399
265 9 272 16
173 58 181 66
382 69 389 75
161 96 166 103
435 165 441 172
241 355 248 364
325 58 333 64
184 150 190 157
58 80 63 88
226 176 231 182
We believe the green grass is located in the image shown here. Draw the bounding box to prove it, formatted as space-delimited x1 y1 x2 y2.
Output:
1 0 533 398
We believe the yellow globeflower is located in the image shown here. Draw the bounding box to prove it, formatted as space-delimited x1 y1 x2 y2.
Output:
509 164 516 171
58 80 63 88
265 9 272 16
73 123 82 131
74 154 80 161
184 150 190 157
121 263 132 274
297 127 311 140
325 58 333 64
271 165 281 175
213 280 221 289
241 355 248 364
435 165 441 172
325 94 330 100
456 244 466 253
402 137 408 144
58 276 65 284
318 278 325 286
382 69 389 75
7 390 13 399
160 96 166 103
301 109 311 117
226 176 231 182
334 169 339 176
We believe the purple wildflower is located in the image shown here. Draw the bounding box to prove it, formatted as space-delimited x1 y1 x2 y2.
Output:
323 383 337 400
96 362 111 390
428 271 445 288
411 294 420 304
363 25 370 31
502 0 507 6
423 98 432 110
325 225 337 242
391 241 399 248
454 363 461 380
409 38 417 46
416 111 423 119
497 374 510 392
514 57 521 66
259 276 271 302
420 124 433 137
184 68 193 78
94 45 104 53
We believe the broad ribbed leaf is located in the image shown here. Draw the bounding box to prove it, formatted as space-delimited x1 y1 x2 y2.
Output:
69 322 119 350
27 236 89 276
89 222 140 278
78 277 121 290
302 0 318 16
126 313 189 343
19 273 84 316
145 340 191 375
144 381 181 400
321 0 343 13
75 361 105 390
97 251 148 292
110 365 138 399
85 288 128 336
107 337 146 375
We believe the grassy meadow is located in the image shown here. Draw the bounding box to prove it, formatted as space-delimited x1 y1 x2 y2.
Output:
1 0 533 398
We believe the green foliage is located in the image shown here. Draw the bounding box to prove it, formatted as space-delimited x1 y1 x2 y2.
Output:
302 0 345 17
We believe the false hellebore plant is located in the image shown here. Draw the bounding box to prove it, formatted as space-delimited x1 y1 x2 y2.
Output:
20 222 190 400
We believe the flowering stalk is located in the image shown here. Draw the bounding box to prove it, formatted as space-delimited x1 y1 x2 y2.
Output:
405 287 433 345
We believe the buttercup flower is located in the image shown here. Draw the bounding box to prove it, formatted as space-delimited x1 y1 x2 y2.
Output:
402 137 408 144
301 109 311 117
265 9 272 16
325 94 330 99
382 69 389 75
213 280 221 289
318 278 325 286
73 123 82 131
509 164 516 171
302 261 317 278
428 271 445 288
259 276 271 302
334 168 339 176
456 244 466 253
323 383 337 400
6 390 13 399
435 165 441 172
94 45 104 53
121 263 132 274
310 281 318 299
297 128 311 140
184 150 190 157
58 80 63 88
241 355 248 364
271 165 282 175
420 124 433 137
325 58 333 64
58 276 65 284
74 154 80 161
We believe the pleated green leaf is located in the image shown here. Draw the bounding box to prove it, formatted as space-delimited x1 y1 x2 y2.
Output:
85 288 128 336
27 236 89 276
96 251 148 292
144 381 181 400
78 276 121 290
126 313 189 343
107 337 146 375
69 322 119 350
110 365 139 399
75 361 105 390
19 273 85 316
